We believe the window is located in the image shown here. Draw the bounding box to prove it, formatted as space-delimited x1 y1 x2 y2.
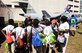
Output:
23 0 28 1
68 0 73 1
74 10 78 12
74 14 80 18
68 4 73 7
80 2 82 4
69 10 73 12
74 5 79 8
6 5 11 7
80 6 82 9
15 5 20 8
80 10 82 13
74 0 79 3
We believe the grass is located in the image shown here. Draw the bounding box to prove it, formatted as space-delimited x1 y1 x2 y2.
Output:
66 23 82 53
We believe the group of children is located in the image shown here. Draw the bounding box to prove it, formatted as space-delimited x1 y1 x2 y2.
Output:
1 15 70 53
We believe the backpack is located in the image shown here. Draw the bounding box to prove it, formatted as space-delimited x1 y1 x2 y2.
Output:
32 32 42 46
5 43 9 51
23 28 28 43
6 32 13 44
39 33 46 45
15 29 23 48
57 35 66 44
16 36 23 48
49 33 57 44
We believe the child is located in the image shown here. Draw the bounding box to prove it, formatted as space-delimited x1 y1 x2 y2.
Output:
57 31 66 45
32 19 43 53
1 19 15 53
24 21 32 53
57 31 66 53
12 21 25 53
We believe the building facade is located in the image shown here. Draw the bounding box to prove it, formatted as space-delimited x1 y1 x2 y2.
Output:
0 0 80 21
0 0 13 21
68 0 80 13
80 0 82 13
0 0 25 21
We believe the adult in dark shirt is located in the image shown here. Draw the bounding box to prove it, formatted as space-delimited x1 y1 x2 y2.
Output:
24 16 32 27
